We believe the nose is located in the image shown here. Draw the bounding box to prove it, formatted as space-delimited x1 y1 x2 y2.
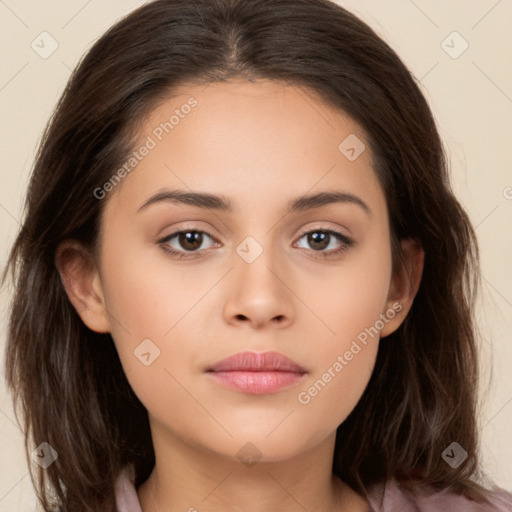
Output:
222 243 294 330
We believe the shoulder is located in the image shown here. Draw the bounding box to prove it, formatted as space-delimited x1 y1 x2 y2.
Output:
366 478 512 512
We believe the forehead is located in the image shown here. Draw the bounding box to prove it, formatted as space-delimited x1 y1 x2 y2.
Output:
104 79 387 220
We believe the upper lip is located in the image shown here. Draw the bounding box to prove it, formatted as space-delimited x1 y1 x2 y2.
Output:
207 351 307 373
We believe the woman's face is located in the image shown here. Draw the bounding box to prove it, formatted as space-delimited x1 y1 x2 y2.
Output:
79 79 415 462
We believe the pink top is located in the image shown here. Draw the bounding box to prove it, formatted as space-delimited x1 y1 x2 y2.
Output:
114 466 512 512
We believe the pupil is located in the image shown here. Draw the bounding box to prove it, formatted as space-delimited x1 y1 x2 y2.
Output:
309 231 329 250
180 231 202 251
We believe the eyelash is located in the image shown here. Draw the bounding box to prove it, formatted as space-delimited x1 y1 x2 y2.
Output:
157 226 354 260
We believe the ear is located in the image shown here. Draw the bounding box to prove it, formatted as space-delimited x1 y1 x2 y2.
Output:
55 240 111 333
379 238 424 338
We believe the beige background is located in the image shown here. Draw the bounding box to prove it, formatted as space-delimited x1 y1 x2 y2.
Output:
1 0 511 509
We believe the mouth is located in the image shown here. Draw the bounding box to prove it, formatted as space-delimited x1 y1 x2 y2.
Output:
206 351 307 394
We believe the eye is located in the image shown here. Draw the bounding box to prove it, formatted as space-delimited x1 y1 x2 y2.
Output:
158 229 218 259
294 229 353 259
157 227 354 260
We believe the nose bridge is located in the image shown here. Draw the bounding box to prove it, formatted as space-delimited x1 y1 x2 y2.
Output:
234 232 282 288
223 231 294 327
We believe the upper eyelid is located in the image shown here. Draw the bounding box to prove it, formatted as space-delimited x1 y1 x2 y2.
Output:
158 219 351 237
296 223 351 238
158 227 218 244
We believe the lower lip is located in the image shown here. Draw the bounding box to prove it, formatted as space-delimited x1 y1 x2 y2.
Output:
208 371 306 394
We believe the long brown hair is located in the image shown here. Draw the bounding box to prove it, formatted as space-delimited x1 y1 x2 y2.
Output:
2 0 490 510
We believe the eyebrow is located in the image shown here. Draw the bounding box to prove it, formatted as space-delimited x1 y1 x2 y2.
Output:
137 189 372 217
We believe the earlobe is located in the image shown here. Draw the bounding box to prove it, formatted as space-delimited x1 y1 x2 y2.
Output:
380 238 425 338
55 240 111 333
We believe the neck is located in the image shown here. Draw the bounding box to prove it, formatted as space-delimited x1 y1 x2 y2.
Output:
137 421 370 512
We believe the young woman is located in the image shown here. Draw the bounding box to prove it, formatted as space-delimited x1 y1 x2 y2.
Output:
3 0 512 511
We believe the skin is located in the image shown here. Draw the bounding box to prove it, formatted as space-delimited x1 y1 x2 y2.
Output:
57 79 424 512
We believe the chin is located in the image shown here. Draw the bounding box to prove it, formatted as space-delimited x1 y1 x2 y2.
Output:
188 424 327 465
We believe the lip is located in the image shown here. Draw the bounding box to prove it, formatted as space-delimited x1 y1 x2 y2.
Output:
206 351 308 394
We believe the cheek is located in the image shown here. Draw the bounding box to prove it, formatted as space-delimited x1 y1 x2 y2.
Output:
100 232 219 339
294 346 378 446
294 291 383 438
97 235 211 402
304 234 392 343
293 234 391 427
